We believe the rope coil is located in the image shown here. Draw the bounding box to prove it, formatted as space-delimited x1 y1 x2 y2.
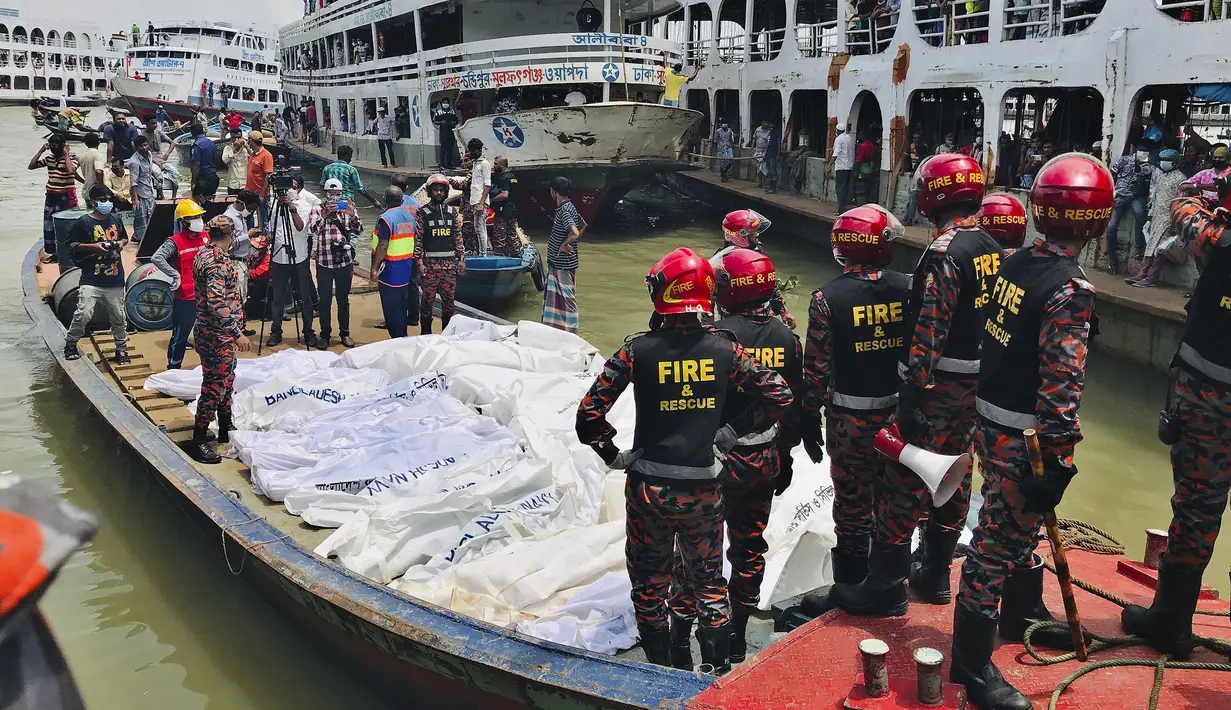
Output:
1023 519 1231 709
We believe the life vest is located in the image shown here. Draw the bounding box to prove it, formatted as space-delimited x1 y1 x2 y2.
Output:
420 204 460 258
717 313 800 444
373 206 416 287
1174 236 1231 386
976 248 1086 431
170 229 207 300
901 225 1003 377
822 269 912 410
628 328 735 481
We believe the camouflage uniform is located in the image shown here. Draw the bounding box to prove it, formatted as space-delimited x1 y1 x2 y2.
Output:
193 238 244 432
957 240 1095 619
415 203 466 333
575 322 794 633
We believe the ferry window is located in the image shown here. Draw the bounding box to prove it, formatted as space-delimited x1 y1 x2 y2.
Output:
11 26 25 43
244 87 256 101
1131 86 1231 162
1156 0 1217 22
794 0 837 58
749 0 787 61
914 0 987 47
789 89 829 154
999 87 1102 188
908 87 984 171
82 78 91 91
337 98 349 132
396 96 411 137
376 12 419 58
716 89 741 145
348 99 357 131
0 75 12 90
0 25 8 41
96 79 105 90
225 58 239 69
241 61 254 72
14 75 27 89
0 51 7 66
1004 0 1104 39
33 76 45 90
48 77 61 91
420 3 462 51
363 98 377 129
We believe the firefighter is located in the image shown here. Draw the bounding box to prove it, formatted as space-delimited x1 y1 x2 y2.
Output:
978 193 1029 253
952 154 1111 710
575 247 794 674
666 248 804 670
799 205 912 608
184 216 252 464
711 209 797 328
416 174 466 334
1120 193 1231 659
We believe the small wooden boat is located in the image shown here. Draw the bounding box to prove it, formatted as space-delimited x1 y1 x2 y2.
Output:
457 245 544 310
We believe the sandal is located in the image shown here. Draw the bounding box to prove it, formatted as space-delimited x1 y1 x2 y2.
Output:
64 342 81 361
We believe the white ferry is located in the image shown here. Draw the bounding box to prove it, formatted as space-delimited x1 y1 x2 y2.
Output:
112 21 281 124
277 0 702 221
0 9 123 105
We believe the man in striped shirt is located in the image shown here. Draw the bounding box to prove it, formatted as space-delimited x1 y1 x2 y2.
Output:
542 177 585 333
29 135 77 263
321 145 364 202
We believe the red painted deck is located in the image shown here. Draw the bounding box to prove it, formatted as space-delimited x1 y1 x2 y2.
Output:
689 548 1231 710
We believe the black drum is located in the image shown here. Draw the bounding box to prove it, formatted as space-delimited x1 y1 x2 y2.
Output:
50 267 110 332
124 262 175 331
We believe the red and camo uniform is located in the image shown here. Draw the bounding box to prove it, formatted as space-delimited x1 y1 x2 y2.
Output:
192 229 243 431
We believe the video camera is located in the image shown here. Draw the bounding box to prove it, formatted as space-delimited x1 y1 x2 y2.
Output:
270 154 301 193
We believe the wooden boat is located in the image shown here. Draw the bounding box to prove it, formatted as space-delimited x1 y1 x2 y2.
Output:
456 245 544 310
23 235 1231 709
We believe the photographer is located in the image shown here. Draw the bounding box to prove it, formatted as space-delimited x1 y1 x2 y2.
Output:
310 179 362 348
29 134 77 264
63 185 129 363
265 184 317 348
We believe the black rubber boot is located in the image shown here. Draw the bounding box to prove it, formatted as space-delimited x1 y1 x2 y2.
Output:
420 318 433 335
217 412 235 445
831 546 869 585
1121 563 1205 660
669 613 694 671
697 624 731 676
728 609 750 664
909 525 961 605
950 605 1032 710
638 624 672 667
184 428 221 464
1000 553 1088 650
801 542 910 618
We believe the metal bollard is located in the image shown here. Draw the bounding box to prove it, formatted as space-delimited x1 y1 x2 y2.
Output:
858 638 891 698
1143 528 1168 570
913 647 945 706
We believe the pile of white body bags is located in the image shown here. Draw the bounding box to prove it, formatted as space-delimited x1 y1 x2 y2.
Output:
144 316 838 654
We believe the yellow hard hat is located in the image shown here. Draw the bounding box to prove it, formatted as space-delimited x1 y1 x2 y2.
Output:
174 200 206 220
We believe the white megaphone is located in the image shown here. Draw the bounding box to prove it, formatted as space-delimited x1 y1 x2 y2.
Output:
874 423 971 507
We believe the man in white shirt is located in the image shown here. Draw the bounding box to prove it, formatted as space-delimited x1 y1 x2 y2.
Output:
265 187 318 348
78 133 106 195
564 89 587 107
375 106 396 168
466 138 492 256
221 129 250 196
832 123 856 211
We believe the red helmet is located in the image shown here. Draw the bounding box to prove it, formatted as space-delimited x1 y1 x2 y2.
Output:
717 248 776 308
1030 153 1115 240
977 193 1028 248
646 248 716 315
916 153 986 220
722 209 772 248
831 204 902 266
426 173 450 188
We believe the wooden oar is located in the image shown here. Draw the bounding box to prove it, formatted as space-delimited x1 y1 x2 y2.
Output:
1023 429 1088 661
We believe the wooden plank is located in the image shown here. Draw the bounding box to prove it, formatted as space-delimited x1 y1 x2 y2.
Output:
141 399 186 413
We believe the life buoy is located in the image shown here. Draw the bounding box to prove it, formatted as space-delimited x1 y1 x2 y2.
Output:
576 0 603 31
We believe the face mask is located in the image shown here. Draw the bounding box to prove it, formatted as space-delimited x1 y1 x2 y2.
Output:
188 218 205 232
95 200 114 214
1160 162 1175 171
1215 160 1228 170
236 206 248 217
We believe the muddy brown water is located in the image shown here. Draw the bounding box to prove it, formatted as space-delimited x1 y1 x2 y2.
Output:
1 106 1222 708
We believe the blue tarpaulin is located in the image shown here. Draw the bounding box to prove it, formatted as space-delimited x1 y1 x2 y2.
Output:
1193 84 1231 105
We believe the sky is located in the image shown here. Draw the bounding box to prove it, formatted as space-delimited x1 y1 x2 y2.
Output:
11 0 302 37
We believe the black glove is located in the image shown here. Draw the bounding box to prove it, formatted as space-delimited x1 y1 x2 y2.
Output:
1022 459 1077 514
775 447 794 496
592 440 619 466
895 383 930 445
800 410 824 463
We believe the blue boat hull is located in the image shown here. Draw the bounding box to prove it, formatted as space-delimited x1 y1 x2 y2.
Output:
455 248 537 310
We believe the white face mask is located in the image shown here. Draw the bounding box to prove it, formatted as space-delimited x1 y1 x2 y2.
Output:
188 218 205 232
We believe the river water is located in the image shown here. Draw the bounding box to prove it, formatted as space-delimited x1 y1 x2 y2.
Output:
1 106 1224 708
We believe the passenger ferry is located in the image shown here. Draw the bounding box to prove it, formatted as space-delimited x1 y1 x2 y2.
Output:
111 21 281 124
277 0 702 221
0 9 123 105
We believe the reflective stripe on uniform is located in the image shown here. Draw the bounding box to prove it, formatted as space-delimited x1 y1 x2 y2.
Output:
976 397 1037 431
937 356 980 374
735 423 779 447
424 251 456 258
831 391 898 410
1178 343 1231 386
629 457 722 481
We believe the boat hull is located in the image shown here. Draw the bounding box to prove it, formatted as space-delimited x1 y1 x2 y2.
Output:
456 254 529 310
19 241 711 710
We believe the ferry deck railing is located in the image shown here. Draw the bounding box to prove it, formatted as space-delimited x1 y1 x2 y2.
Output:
684 38 710 66
846 11 899 55
795 20 839 57
1155 0 1231 20
751 27 786 61
716 31 744 62
282 32 682 89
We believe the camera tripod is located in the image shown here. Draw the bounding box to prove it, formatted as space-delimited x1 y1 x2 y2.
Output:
257 194 308 355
